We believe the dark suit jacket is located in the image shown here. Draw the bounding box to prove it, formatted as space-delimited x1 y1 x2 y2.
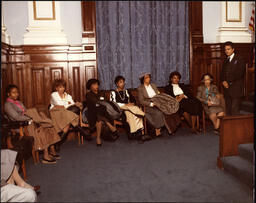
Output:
137 83 159 107
164 83 192 98
220 54 245 98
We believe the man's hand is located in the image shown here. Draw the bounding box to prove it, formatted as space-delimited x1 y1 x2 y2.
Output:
222 81 229 89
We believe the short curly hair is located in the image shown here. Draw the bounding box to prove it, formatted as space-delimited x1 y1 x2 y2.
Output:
86 78 100 90
52 79 66 92
169 71 181 81
114 75 125 86
201 73 214 83
6 84 19 97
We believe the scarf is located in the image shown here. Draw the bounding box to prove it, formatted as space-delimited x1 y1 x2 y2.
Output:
7 98 25 114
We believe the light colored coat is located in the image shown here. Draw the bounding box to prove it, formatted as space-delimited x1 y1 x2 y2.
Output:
1 149 17 187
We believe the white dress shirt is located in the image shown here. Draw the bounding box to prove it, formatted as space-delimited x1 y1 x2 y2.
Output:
50 91 75 110
229 53 235 62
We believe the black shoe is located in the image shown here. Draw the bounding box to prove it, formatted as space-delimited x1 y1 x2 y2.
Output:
128 133 136 140
96 143 102 147
141 134 152 141
112 130 119 141
213 128 219 135
58 131 67 140
49 153 61 160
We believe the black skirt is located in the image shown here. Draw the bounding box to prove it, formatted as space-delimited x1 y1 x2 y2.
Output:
178 97 202 116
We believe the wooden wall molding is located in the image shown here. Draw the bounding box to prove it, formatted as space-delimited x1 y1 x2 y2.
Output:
1 43 97 112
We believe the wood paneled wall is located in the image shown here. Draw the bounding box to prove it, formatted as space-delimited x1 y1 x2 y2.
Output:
190 43 255 96
1 44 97 111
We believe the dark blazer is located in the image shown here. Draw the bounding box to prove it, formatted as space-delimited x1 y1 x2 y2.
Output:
85 91 104 128
220 54 245 98
164 83 191 98
137 83 159 107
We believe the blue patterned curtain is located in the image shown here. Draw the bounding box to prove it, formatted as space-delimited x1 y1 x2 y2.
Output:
96 1 189 90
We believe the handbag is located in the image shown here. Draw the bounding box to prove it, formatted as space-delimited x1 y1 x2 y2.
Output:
98 101 122 120
67 105 81 115
208 94 220 106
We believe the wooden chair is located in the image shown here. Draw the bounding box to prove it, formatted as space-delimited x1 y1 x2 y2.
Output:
1 117 37 180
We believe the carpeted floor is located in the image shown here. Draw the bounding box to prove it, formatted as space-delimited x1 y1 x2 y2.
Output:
25 126 253 202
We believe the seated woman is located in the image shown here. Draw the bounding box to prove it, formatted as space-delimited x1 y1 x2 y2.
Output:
1 149 39 202
165 71 203 134
4 84 60 164
85 79 118 146
196 73 225 134
110 75 150 141
137 73 181 137
49 79 90 141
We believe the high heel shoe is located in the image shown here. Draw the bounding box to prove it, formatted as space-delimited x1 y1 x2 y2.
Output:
96 143 102 147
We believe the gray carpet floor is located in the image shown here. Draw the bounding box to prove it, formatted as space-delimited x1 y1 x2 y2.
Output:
25 126 253 202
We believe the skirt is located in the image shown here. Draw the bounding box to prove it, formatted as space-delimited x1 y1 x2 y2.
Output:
121 105 144 133
50 107 79 133
144 106 165 129
179 97 203 116
203 104 224 115
27 123 60 151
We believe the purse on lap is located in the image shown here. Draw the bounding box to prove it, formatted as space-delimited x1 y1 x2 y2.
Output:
208 94 220 106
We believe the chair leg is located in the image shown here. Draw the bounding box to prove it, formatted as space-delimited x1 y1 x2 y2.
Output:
202 111 206 134
78 132 81 146
196 116 199 130
36 151 39 163
32 145 36 163
21 159 27 181
81 134 84 145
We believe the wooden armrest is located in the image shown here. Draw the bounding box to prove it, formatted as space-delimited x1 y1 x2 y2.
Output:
2 120 29 129
218 113 254 120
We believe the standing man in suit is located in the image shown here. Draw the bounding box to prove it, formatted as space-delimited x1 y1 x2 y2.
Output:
220 41 245 115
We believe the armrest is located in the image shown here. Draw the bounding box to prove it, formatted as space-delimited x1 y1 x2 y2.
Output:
2 120 29 129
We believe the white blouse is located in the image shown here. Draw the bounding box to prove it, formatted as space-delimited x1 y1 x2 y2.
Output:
144 84 157 98
110 90 130 107
172 84 187 98
50 91 75 110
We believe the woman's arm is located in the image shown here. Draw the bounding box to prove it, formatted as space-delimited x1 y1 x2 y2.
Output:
137 86 151 107
196 86 207 103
